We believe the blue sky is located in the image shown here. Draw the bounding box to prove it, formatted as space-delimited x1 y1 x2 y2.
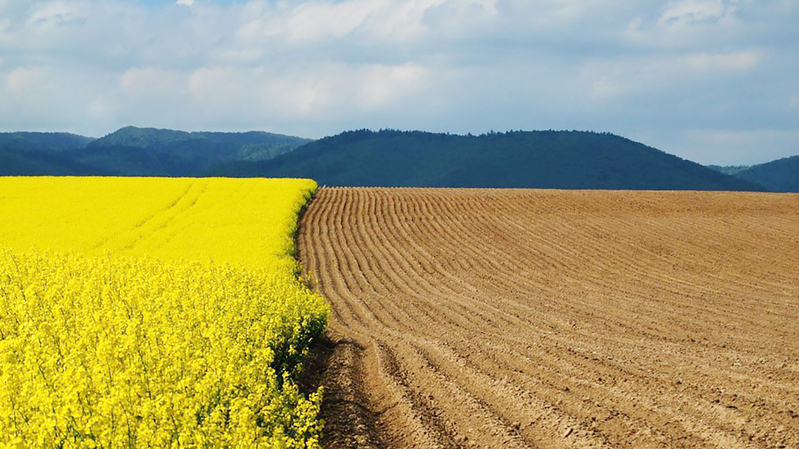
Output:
0 0 797 165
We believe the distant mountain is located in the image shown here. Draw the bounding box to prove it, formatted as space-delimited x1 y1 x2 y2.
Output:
213 129 762 191
80 127 311 175
0 149 103 176
706 165 752 176
0 132 97 175
0 127 311 176
714 156 799 193
1 127 786 192
0 132 94 154
64 145 191 177
91 126 310 161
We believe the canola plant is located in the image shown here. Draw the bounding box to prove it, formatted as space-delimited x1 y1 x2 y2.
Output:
0 177 329 448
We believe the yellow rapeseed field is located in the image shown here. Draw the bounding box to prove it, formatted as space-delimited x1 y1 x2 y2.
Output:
0 177 329 448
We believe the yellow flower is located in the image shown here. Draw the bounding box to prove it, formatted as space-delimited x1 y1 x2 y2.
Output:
0 177 329 448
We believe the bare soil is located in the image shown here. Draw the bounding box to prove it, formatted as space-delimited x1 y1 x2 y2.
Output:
297 188 799 448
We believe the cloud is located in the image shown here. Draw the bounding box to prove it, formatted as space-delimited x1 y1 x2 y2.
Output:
0 0 796 164
234 0 448 49
357 63 427 109
6 66 47 96
180 62 429 121
279 0 381 44
26 2 81 28
120 67 187 99
679 129 799 164
685 50 761 72
625 0 749 50
582 50 763 103
657 0 732 27
1 64 118 133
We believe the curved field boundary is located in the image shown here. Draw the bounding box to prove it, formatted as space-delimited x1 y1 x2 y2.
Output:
298 188 799 449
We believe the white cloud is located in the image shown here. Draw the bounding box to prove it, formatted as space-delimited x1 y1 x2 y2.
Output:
181 62 430 121
234 0 451 47
0 0 29 18
685 50 761 72
120 67 187 99
87 95 118 120
0 0 796 164
187 66 257 111
0 17 10 36
6 67 47 96
658 0 730 27
282 0 379 43
583 50 762 102
625 0 747 50
26 1 87 30
357 63 428 108
1 64 118 133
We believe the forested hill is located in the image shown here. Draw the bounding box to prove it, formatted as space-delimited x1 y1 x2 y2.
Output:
0 132 95 153
710 156 799 193
0 132 99 176
90 127 310 162
1 127 786 191
77 127 312 176
0 127 311 176
213 130 762 191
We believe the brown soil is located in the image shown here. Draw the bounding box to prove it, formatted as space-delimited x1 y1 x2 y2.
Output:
297 188 799 449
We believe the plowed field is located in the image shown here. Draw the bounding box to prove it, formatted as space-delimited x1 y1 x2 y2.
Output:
297 188 799 449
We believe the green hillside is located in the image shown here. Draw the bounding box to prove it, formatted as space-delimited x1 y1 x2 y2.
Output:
1 132 97 175
0 149 102 176
725 156 799 192
213 129 762 191
65 145 191 177
0 127 311 176
77 127 311 175
2 127 784 192
91 126 310 162
0 132 94 154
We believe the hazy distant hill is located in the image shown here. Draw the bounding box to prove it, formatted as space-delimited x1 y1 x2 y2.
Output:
0 132 94 154
91 127 310 162
80 127 312 175
1 127 787 192
711 156 799 193
213 129 762 191
0 149 103 176
706 165 752 176
64 145 190 177
0 132 99 175
0 127 311 176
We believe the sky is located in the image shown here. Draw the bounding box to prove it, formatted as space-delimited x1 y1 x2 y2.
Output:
0 0 797 165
